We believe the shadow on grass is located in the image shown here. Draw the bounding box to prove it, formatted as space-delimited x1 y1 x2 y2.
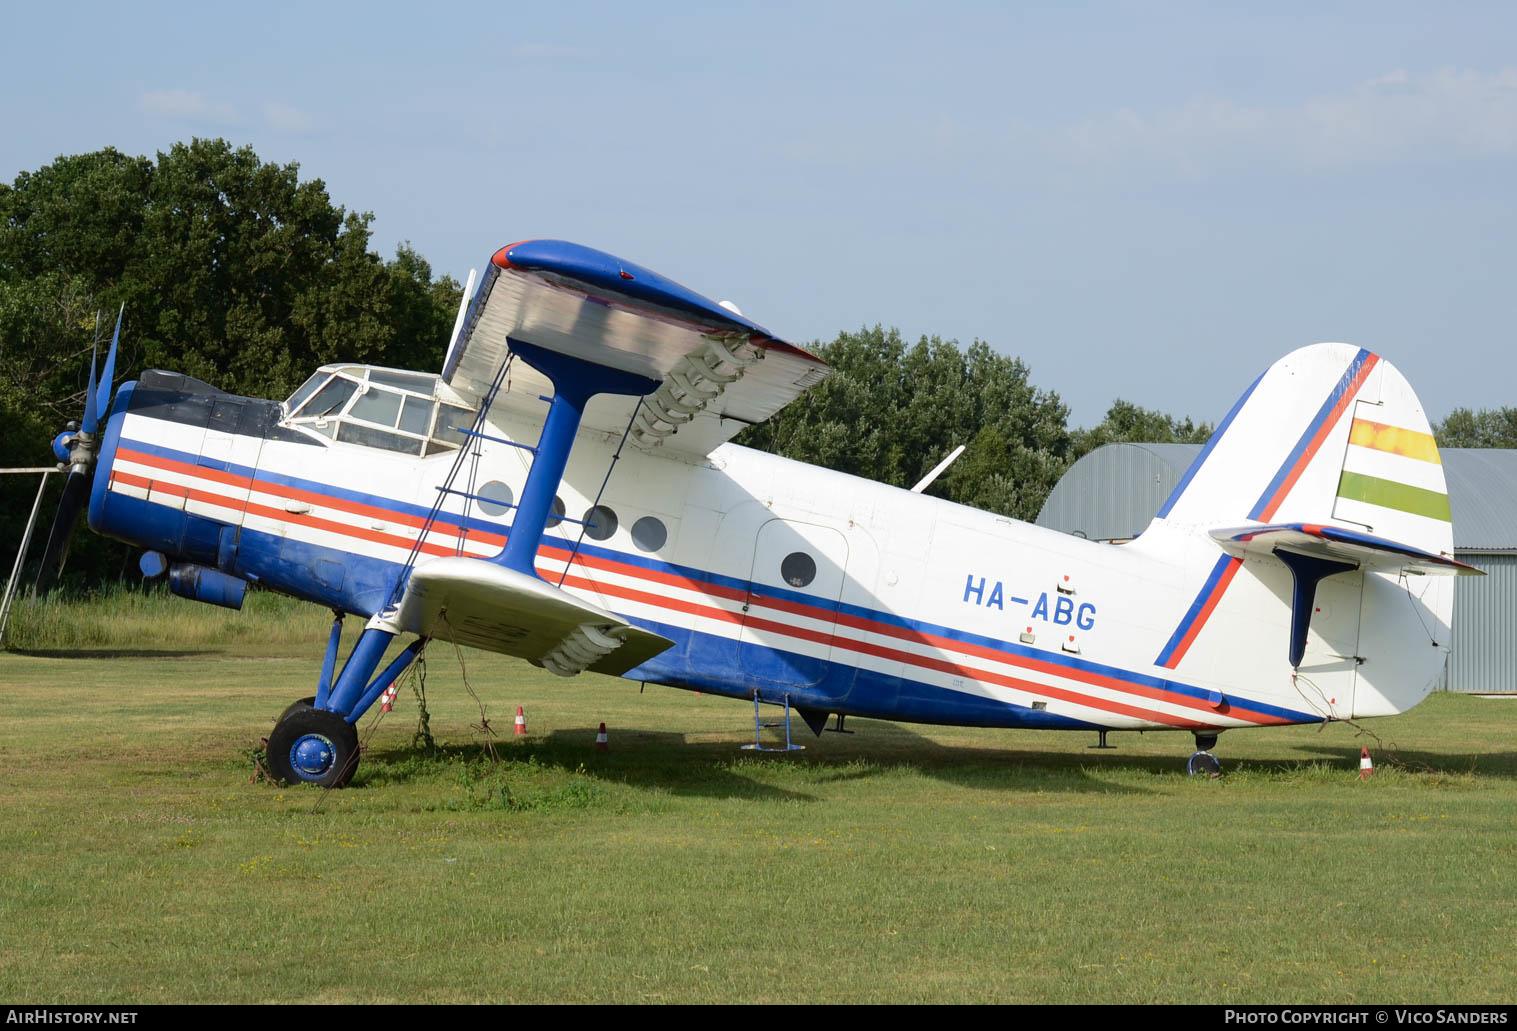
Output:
359 730 821 802
8 647 218 659
1286 743 1517 777
357 720 1172 798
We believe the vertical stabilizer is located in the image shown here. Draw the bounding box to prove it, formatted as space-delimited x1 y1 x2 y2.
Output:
1145 343 1454 717
1155 343 1451 561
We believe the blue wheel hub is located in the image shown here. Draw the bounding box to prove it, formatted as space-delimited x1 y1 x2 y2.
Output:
291 733 337 778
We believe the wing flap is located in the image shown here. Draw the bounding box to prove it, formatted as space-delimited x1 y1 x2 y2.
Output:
1209 522 1481 575
396 557 674 676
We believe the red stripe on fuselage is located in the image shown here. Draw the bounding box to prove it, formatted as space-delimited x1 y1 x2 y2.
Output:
113 440 1286 729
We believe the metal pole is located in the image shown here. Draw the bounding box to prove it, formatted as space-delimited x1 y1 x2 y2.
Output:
0 470 56 647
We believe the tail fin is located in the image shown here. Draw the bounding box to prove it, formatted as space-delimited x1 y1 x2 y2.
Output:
1155 343 1453 562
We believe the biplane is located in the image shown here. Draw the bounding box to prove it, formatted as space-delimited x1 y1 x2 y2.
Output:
39 239 1472 785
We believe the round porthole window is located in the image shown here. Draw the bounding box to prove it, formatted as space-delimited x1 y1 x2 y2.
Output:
631 516 667 553
546 496 566 528
780 551 817 588
583 505 618 541
476 480 513 516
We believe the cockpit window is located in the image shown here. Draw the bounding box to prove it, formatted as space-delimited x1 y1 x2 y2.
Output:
348 385 403 427
299 377 358 419
433 404 474 446
399 395 433 435
281 364 477 457
285 372 330 415
337 421 424 455
370 369 439 393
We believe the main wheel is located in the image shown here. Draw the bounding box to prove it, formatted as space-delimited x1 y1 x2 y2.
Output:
267 706 360 788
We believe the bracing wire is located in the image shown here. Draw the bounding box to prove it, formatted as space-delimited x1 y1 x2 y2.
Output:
557 398 644 589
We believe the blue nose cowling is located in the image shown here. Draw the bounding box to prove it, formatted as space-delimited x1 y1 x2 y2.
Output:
52 432 74 464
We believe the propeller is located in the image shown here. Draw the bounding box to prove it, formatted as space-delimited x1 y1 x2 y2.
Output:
32 307 124 596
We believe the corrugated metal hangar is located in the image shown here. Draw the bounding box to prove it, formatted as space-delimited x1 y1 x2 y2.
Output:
1036 443 1517 694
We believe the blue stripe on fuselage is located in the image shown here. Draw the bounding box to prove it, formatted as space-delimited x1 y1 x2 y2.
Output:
111 426 1323 727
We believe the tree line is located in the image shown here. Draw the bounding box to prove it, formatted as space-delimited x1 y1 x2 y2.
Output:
2 140 1507 589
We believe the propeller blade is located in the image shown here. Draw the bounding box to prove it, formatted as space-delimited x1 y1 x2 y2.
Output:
32 470 90 596
80 317 101 436
95 304 123 423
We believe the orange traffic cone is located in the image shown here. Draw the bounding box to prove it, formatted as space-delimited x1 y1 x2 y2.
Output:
1359 747 1374 779
595 722 609 751
379 683 398 713
514 706 527 736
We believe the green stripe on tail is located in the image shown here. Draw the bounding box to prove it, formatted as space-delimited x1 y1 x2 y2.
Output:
1336 471 1451 522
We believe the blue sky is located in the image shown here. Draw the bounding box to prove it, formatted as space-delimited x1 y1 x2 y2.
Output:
3 1 1514 427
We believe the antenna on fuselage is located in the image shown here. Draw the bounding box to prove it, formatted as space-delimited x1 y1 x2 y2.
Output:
910 444 965 494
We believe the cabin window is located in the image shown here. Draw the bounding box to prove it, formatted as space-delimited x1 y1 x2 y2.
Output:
631 516 667 553
582 506 618 541
476 481 513 516
781 551 816 588
546 496 566 528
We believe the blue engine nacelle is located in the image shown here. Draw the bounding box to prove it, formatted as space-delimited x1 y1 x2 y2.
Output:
168 563 248 610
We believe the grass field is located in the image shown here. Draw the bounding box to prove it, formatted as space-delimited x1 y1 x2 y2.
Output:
1 593 1515 1004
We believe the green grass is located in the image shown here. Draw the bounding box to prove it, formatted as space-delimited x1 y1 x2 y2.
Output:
1 599 1515 1003
3 587 328 656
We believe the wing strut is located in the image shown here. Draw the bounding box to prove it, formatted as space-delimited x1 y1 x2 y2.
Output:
494 339 659 577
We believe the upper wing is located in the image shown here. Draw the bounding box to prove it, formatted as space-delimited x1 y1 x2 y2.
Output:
394 557 675 676
442 240 830 456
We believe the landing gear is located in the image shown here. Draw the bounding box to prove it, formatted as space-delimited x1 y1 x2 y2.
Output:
1187 751 1223 777
277 696 316 724
267 706 360 788
1188 731 1223 778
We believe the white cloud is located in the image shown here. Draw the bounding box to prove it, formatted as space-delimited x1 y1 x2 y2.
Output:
264 102 318 134
137 88 239 123
1061 68 1517 174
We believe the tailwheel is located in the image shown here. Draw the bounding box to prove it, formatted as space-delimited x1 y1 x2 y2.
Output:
1188 730 1223 777
1187 751 1223 778
268 705 360 788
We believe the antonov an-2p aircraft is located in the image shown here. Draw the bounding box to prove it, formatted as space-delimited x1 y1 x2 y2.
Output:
45 239 1472 786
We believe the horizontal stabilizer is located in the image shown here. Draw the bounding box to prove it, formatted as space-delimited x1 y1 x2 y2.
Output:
1209 523 1481 576
395 557 675 676
443 240 830 456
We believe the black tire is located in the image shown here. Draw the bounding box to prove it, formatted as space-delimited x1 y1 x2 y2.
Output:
267 706 360 788
277 696 317 725
1187 751 1223 778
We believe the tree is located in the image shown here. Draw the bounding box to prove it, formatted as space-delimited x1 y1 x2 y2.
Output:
1071 399 1213 459
0 139 462 589
1435 407 1517 449
737 326 1073 521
